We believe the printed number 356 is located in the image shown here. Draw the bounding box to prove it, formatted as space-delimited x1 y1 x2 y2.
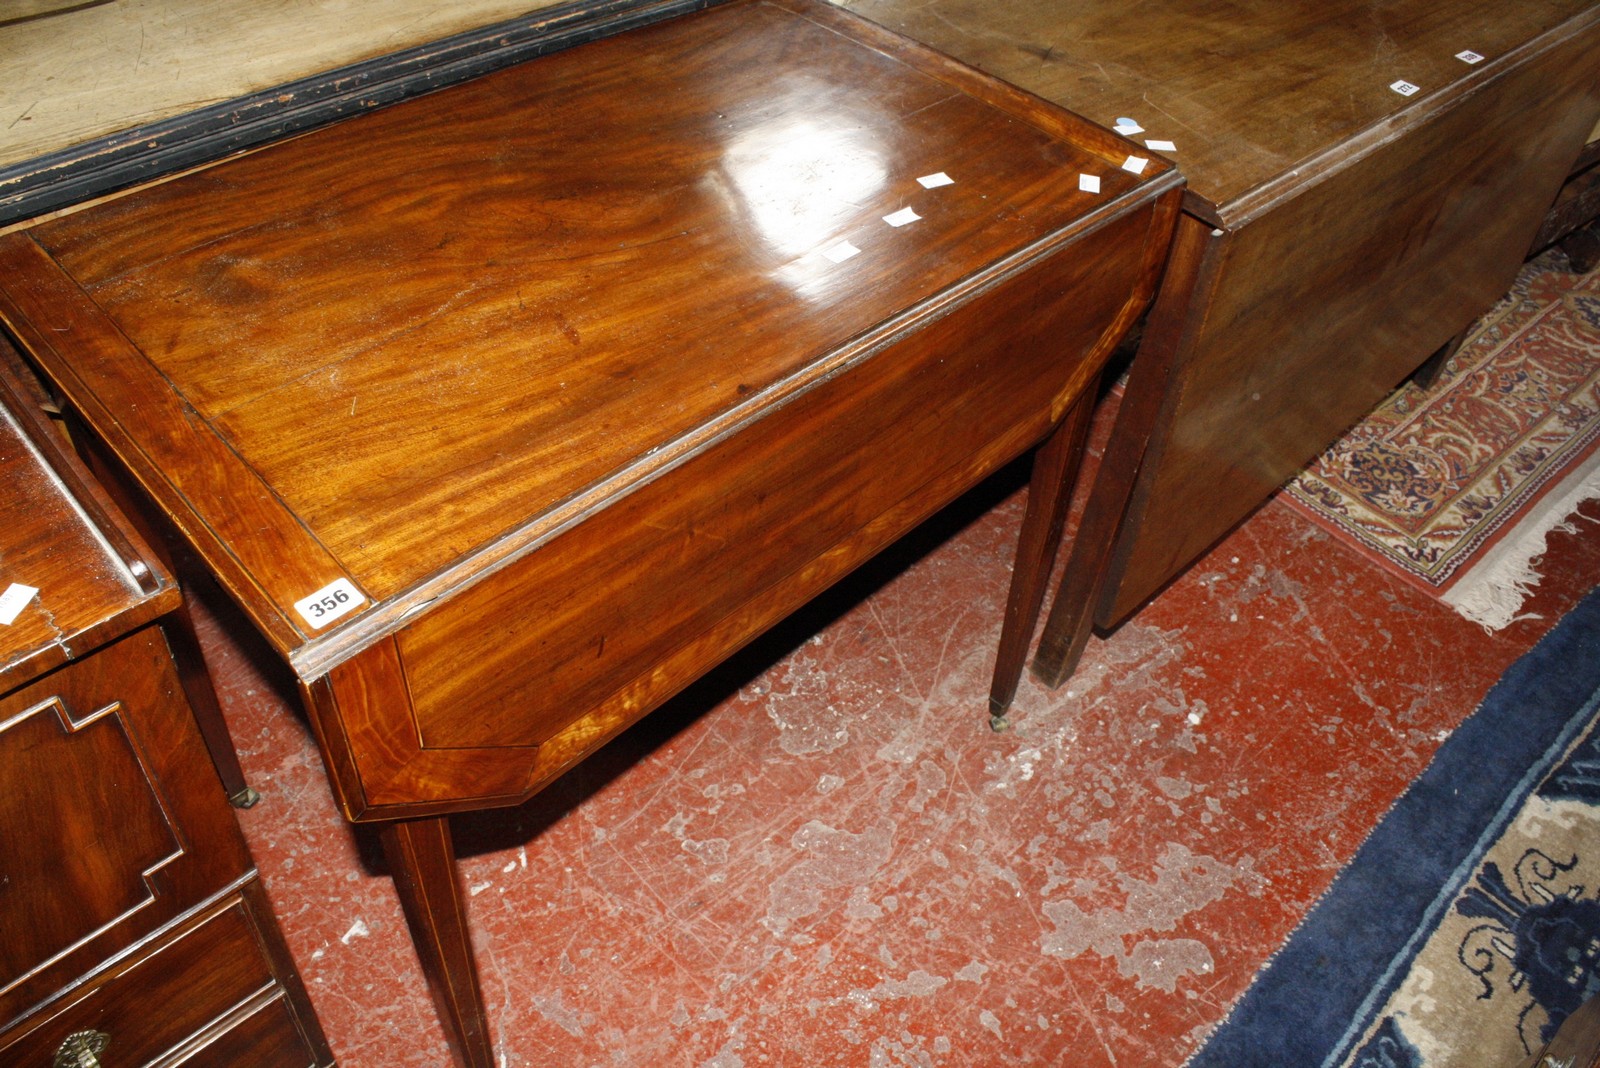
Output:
306 588 351 618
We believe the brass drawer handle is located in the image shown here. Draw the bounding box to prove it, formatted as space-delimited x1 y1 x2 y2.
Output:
53 1030 109 1068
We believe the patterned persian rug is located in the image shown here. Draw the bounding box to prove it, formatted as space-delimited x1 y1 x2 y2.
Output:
1284 250 1600 629
1187 585 1600 1068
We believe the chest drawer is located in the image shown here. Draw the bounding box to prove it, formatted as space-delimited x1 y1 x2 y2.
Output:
0 892 321 1068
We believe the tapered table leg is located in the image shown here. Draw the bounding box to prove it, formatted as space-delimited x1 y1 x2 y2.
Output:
1410 325 1471 391
162 593 259 807
1029 459 1132 690
1031 366 1168 689
987 386 1098 730
1031 215 1218 690
380 816 494 1068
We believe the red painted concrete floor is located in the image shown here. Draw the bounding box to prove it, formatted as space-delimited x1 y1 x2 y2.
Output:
195 375 1600 1066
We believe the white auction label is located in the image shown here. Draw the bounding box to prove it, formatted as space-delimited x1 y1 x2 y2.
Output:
1113 117 1144 136
1456 50 1484 64
1391 79 1421 96
1121 155 1149 175
0 583 38 625
1146 139 1177 152
882 206 922 227
821 240 861 263
917 172 955 189
293 578 366 629
1079 173 1101 194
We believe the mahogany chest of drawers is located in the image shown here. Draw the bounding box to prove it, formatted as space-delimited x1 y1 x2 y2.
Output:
0 346 331 1066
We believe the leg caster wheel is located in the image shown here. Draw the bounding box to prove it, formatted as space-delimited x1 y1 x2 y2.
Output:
228 786 262 809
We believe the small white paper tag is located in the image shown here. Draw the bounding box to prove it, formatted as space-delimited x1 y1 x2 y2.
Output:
883 206 921 227
821 240 861 263
0 583 38 625
1113 117 1144 135
1456 50 1484 64
917 172 954 189
293 578 366 629
1121 155 1149 175
1391 79 1421 96
1146 139 1177 152
1079 173 1101 194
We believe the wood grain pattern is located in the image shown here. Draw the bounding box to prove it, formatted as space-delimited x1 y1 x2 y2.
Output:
0 340 254 801
395 211 1148 751
988 385 1097 721
0 339 329 1064
0 690 182 987
839 0 1600 219
380 819 492 1068
24 0 1148 629
1031 214 1224 689
3 0 1177 686
0 0 1182 823
0 235 369 656
168 992 321 1067
0 892 326 1067
0 0 726 227
298 204 1167 819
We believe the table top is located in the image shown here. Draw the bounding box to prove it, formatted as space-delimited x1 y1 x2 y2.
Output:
0 0 1175 679
837 0 1600 223
0 340 176 692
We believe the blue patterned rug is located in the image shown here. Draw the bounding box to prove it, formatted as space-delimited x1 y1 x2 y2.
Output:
1188 584 1600 1068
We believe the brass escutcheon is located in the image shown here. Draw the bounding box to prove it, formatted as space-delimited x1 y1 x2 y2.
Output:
52 1029 109 1068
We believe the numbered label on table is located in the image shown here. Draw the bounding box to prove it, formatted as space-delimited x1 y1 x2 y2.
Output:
293 578 366 629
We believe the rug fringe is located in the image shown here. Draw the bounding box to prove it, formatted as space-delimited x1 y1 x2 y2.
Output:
1442 452 1600 630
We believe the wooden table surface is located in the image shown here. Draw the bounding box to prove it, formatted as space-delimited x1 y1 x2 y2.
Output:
840 0 1600 222
1 0 1176 747
0 2 1181 1061
5 0 1156 672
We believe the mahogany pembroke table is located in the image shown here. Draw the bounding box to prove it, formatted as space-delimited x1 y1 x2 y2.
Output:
0 1 1180 1062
